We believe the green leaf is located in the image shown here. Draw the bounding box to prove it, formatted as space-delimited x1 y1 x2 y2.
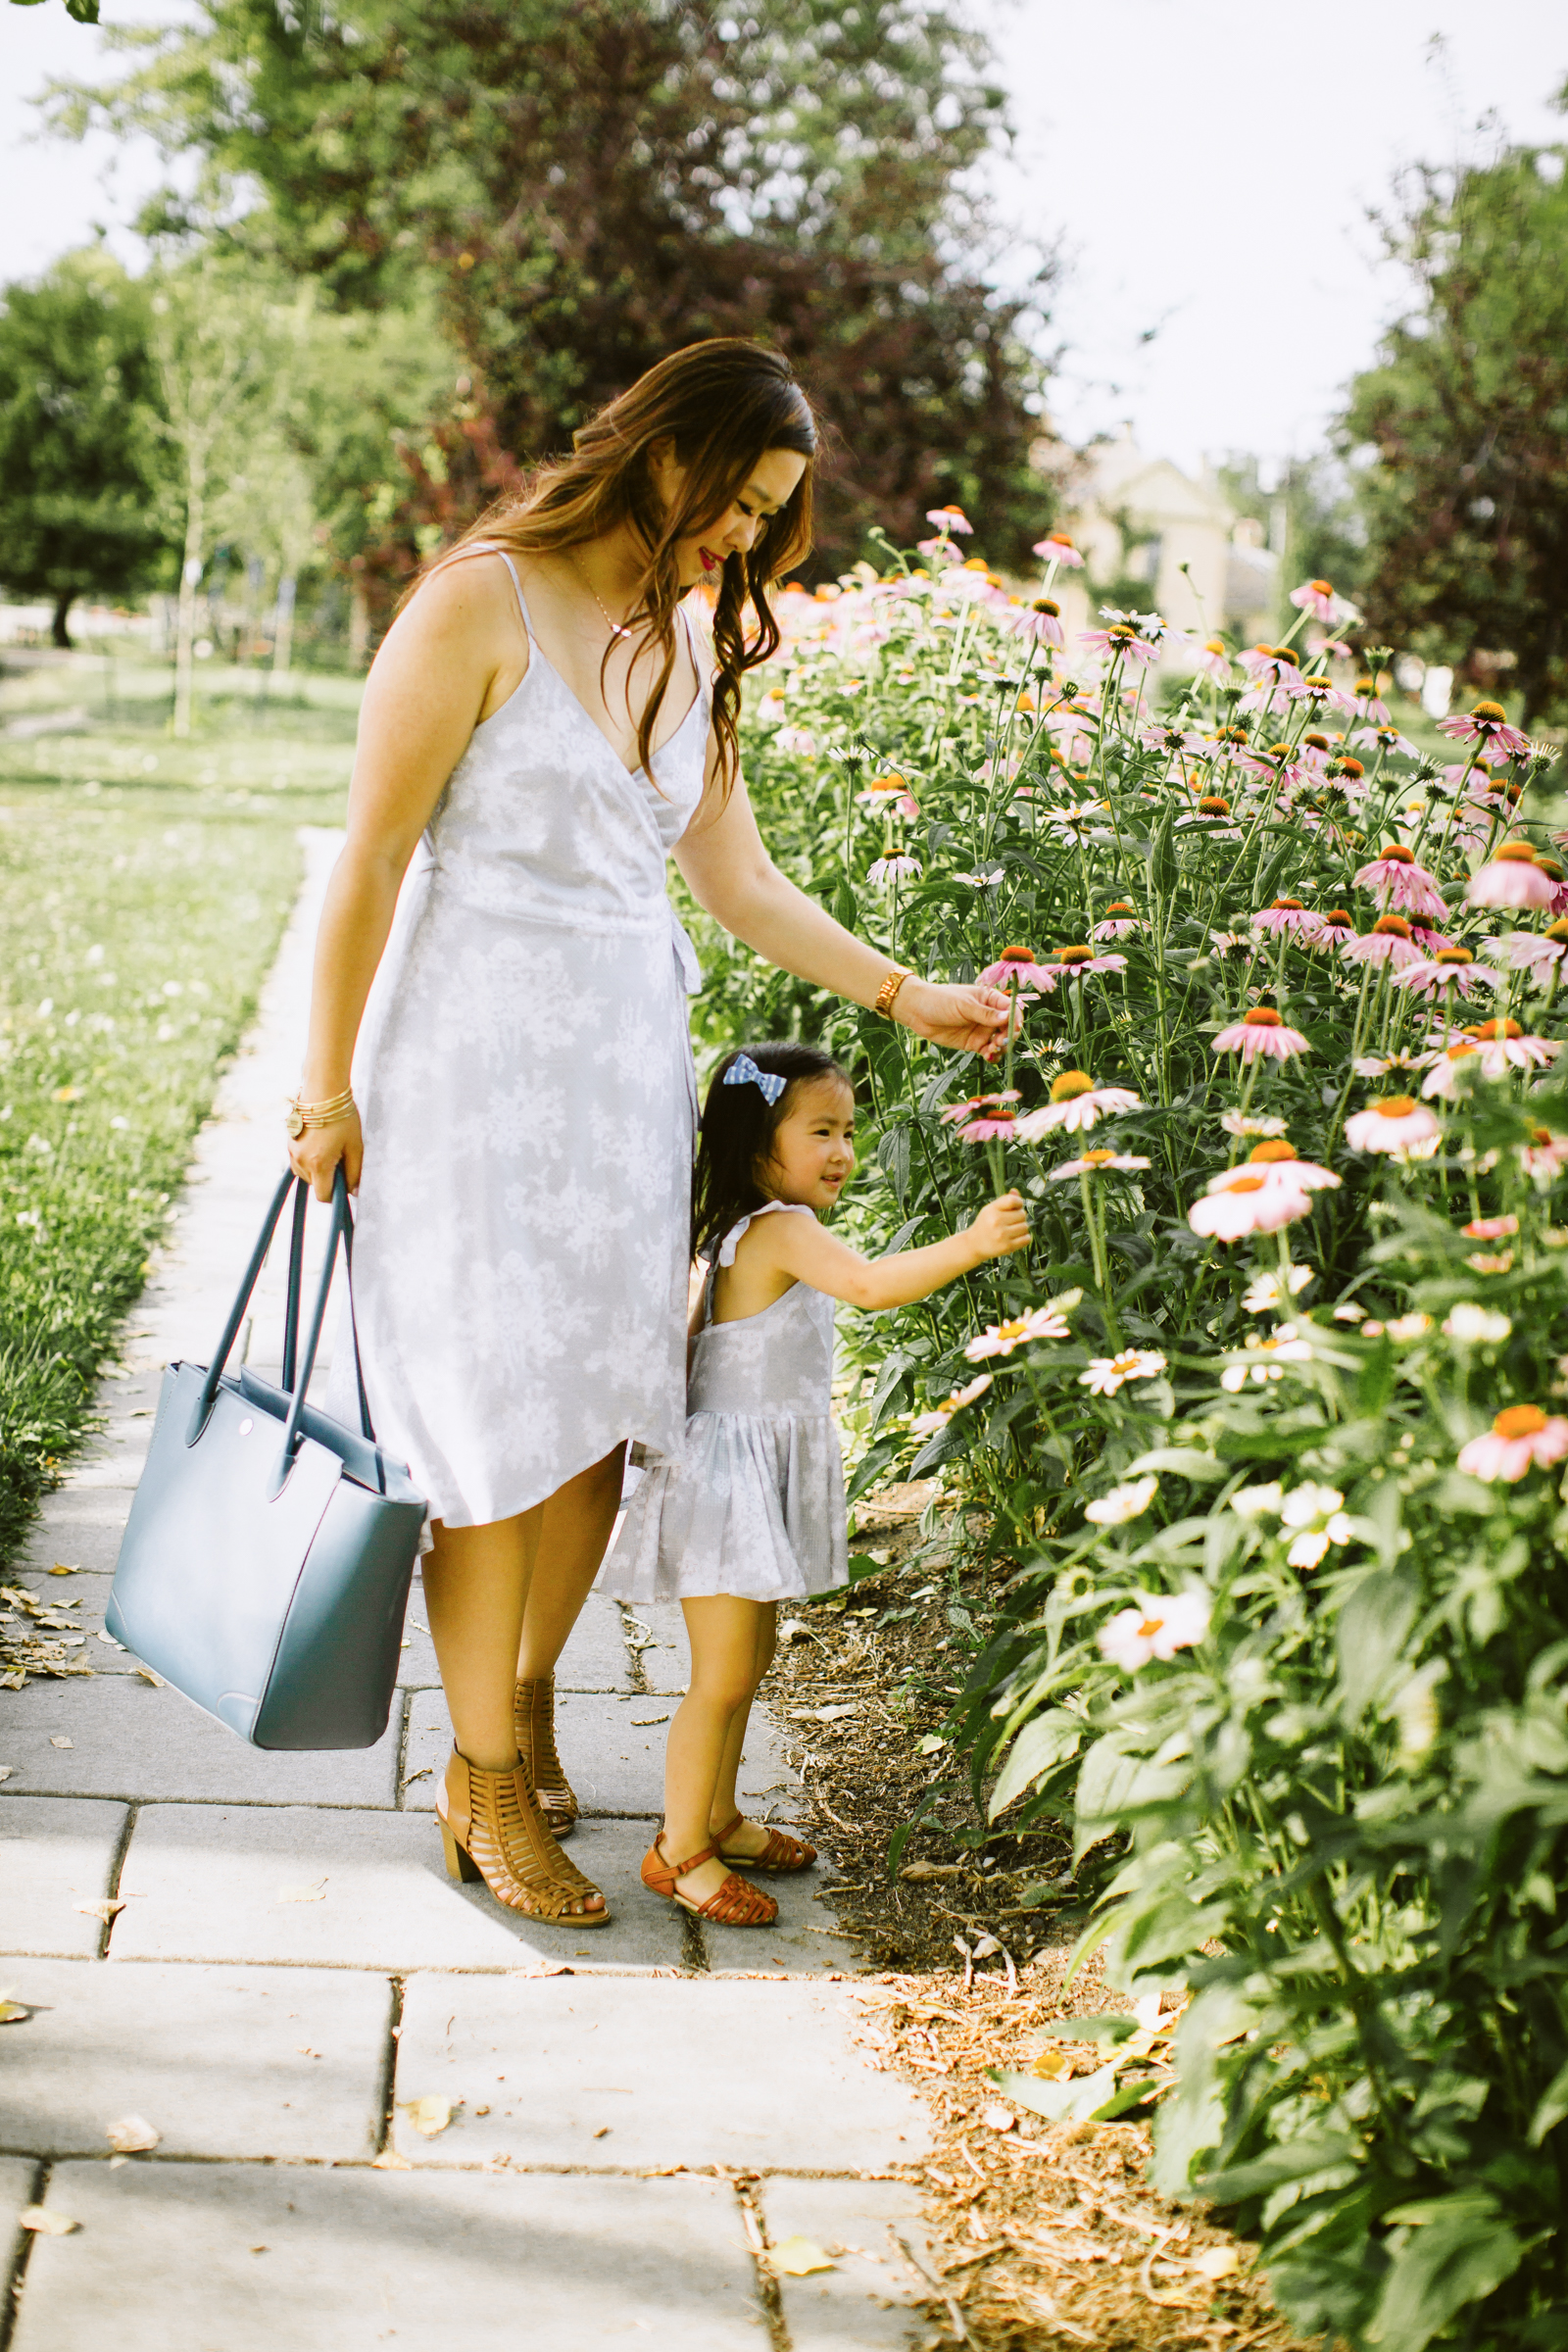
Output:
988 2060 1120 2125
1073 1738 1188 1861
988 1706 1084 1818
65 0 102 16
1124 1446 1227 1481
1529 2056 1568 2145
1367 2199 1522 2352
832 877 858 929
1199 2131 1361 2204
1335 1569 1419 1725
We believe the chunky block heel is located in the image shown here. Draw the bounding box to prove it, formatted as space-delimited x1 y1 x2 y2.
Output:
440 1820 482 1883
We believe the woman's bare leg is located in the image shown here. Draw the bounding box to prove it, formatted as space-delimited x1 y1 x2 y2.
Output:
422 1509 544 1772
709 1604 777 1847
662 1595 765 1907
515 1443 627 1680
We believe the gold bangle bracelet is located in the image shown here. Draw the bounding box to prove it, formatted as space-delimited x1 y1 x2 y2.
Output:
873 966 914 1020
286 1089 356 1140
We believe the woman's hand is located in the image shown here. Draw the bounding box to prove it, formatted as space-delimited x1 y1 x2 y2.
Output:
896 978 1019 1058
287 1107 364 1201
967 1190 1031 1262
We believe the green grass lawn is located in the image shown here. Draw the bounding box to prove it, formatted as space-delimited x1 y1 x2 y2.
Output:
0 648 358 1565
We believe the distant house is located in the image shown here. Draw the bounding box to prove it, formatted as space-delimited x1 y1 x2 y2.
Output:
1039 425 1281 668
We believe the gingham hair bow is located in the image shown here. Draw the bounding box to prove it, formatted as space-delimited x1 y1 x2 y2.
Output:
723 1053 786 1105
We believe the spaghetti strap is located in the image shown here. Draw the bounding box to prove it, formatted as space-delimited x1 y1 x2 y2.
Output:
441 539 532 638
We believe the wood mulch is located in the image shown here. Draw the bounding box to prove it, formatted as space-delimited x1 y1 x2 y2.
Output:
763 1496 1309 2351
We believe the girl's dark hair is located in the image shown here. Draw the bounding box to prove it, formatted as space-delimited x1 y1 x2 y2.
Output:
426 339 818 798
693 1041 852 1262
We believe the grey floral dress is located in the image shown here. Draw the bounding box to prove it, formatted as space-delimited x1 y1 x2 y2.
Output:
333 548 709 1529
599 1203 850 1603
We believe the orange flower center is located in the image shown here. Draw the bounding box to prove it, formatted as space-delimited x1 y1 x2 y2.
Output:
1323 909 1350 925
1271 897 1305 910
998 945 1037 963
1105 901 1136 914
1466 1019 1522 1040
1378 844 1415 863
1495 842 1538 862
1082 1150 1116 1167
1199 795 1232 814
1308 578 1334 596
1305 731 1331 749
1051 1071 1096 1101
1377 1096 1417 1117
1494 1403 1546 1440
1032 597 1060 615
1446 1043 1478 1062
1472 701 1508 722
1434 947 1472 964
1372 915 1413 937
1046 533 1076 550
1340 758 1364 778
1057 945 1094 965
1547 920 1568 942
1243 1007 1283 1027
1532 1126 1555 1145
1228 1175 1268 1194
867 772 906 793
1249 1140 1298 1163
1204 637 1226 655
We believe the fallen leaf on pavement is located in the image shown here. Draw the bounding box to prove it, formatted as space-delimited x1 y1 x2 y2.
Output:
50 1566 79 1577
49 1738 74 1750
19 2208 77 2235
74 1900 125 1924
371 2150 412 2171
276 1880 327 1903
0 1766 13 1783
95 1633 124 1650
134 1667 164 1688
400 2095 456 2137
771 2236 835 2277
106 2116 160 2154
0 1998 31 2025
900 1860 962 1882
629 1714 669 1727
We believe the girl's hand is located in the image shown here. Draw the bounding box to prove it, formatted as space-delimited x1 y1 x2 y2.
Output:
968 1191 1030 1261
287 1107 363 1201
896 978 1020 1059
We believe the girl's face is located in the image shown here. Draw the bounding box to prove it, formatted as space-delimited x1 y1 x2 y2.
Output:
650 444 807 588
759 1075 856 1210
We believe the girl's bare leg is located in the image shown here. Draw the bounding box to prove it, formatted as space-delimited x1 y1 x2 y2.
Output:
422 1509 544 1772
515 1443 627 1680
709 1604 778 1851
662 1595 765 1907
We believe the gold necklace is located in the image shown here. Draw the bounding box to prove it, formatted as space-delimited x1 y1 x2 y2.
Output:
570 551 634 643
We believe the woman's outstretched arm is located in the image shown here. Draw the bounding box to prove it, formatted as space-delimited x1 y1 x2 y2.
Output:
674 746 1014 1057
291 558 524 1196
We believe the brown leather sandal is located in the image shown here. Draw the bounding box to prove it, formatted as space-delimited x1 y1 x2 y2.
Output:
514 1674 578 1839
438 1745 610 1927
712 1811 817 1874
640 1833 778 1928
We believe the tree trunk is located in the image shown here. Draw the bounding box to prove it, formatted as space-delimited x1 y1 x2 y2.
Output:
50 590 74 650
271 574 297 679
172 455 206 739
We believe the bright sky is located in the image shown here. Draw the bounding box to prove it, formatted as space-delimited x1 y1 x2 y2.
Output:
3 0 1566 476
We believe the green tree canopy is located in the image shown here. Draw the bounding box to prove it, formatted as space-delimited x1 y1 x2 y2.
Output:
0 249 171 643
1342 120 1568 724
53 0 1054 577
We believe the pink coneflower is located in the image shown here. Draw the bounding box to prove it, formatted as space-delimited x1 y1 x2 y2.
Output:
1049 1149 1152 1180
908 1373 994 1436
924 504 973 534
1439 701 1533 760
1456 1403 1568 1483
1014 1070 1143 1138
1493 918 1568 974
1521 1125 1568 1181
1354 844 1448 920
1345 1096 1442 1153
1350 723 1421 759
1289 577 1343 624
1251 897 1325 941
1079 1348 1168 1396
956 1102 1023 1142
1419 1040 1483 1100
1461 1017 1562 1076
940 1089 1021 1139
1395 946 1504 1001
1340 914 1423 971
774 724 818 758
963 1298 1079 1361
1238 644 1301 684
1287 674 1356 714
1211 1006 1311 1062
1033 531 1085 569
1099 1591 1210 1671
977 945 1054 990
865 856 921 887
1080 621 1161 668
1466 842 1557 909
1092 900 1143 940
1013 596 1064 650
858 771 919 818
1242 1138 1340 1191
1033 945 1129 992
1317 907 1355 942
1194 637 1232 681
1350 677 1392 724
1187 1165 1314 1241
1462 1213 1519 1241
1532 855 1568 916
1140 721 1203 758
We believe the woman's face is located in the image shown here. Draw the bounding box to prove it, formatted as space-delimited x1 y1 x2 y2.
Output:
651 444 808 587
760 1074 856 1210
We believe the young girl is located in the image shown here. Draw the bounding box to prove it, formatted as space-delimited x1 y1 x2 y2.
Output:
598 1040 1030 1927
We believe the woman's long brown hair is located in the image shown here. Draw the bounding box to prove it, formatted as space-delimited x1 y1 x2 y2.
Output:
428 339 818 794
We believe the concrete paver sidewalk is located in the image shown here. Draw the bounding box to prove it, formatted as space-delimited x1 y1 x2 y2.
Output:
0 833 935 2351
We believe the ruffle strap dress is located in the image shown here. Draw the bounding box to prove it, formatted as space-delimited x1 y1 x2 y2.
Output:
599 1202 850 1604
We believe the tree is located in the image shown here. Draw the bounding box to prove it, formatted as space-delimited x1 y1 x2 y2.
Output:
1342 122 1568 724
0 250 170 644
53 0 1055 578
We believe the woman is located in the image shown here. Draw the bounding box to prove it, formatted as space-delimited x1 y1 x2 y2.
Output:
288 339 1011 1927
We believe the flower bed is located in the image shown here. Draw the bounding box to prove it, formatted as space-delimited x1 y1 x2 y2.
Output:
704 522 1568 2348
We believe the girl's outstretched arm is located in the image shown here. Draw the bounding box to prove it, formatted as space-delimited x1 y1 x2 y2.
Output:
737 1193 1029 1314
